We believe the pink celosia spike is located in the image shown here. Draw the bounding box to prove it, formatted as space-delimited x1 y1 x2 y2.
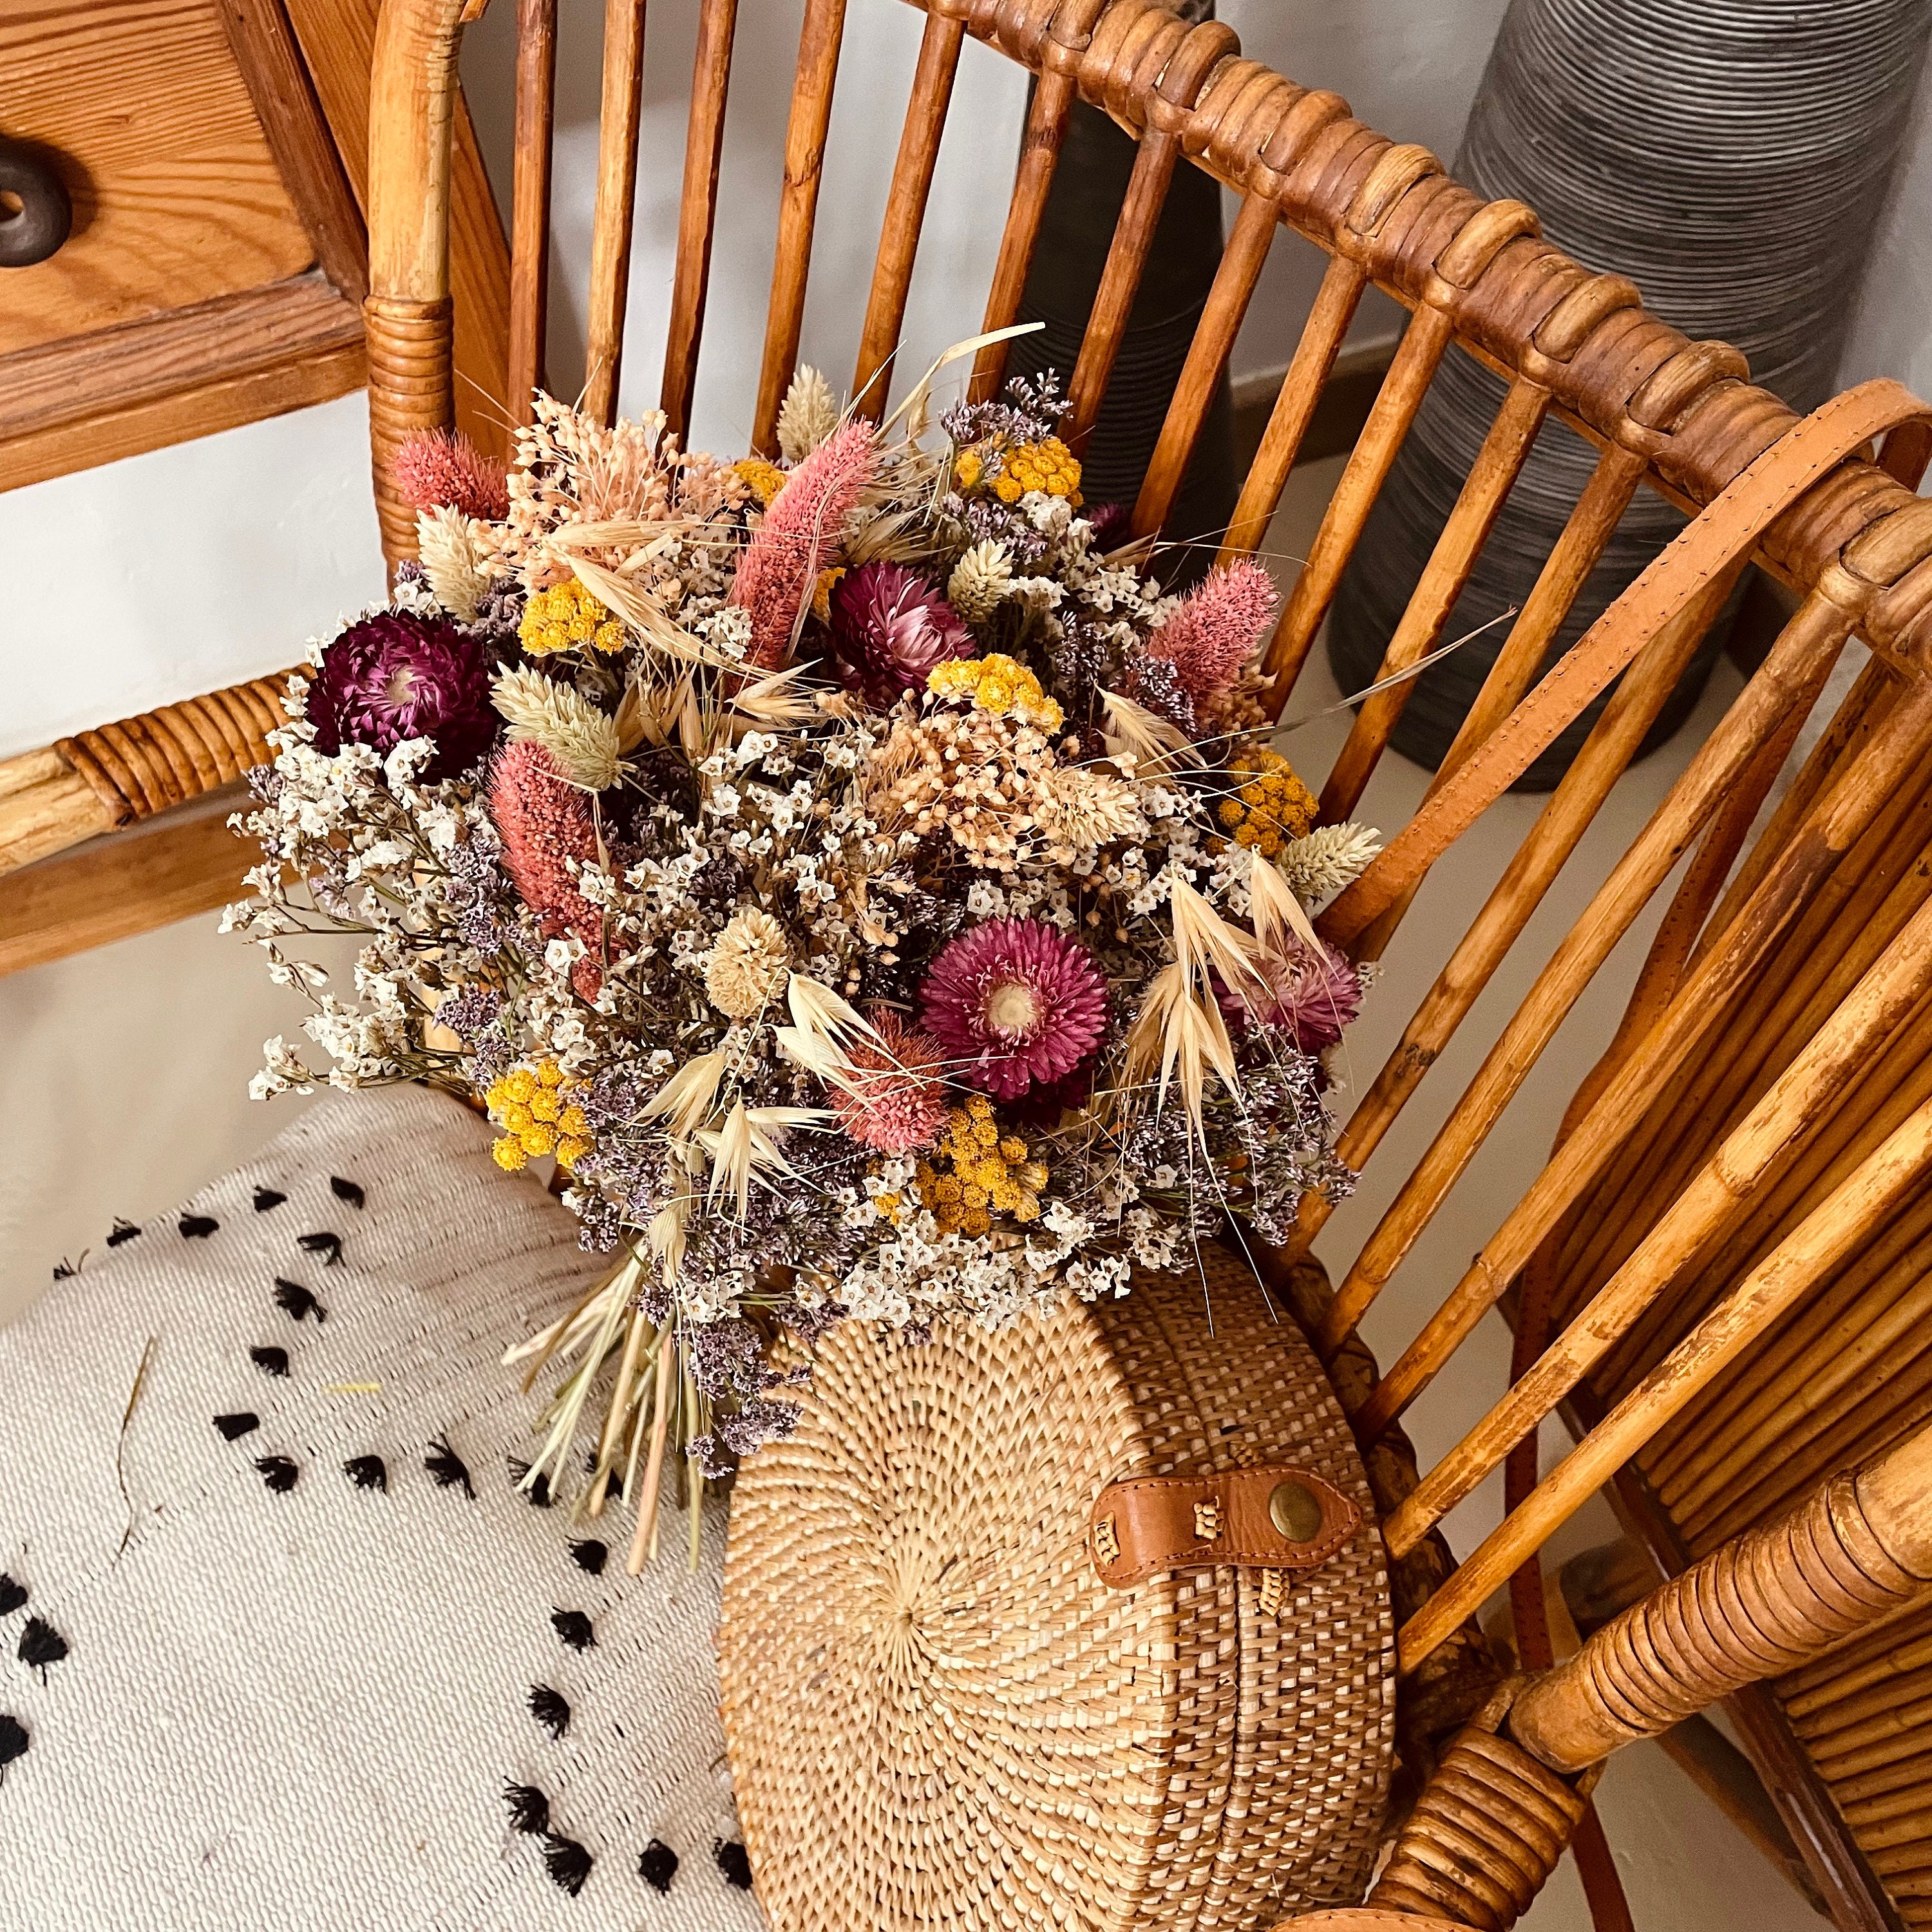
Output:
488 741 604 999
1146 559 1279 703
731 419 878 671
393 428 511 522
826 1011 950 1154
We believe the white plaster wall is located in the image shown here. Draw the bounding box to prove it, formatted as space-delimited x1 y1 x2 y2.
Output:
1840 59 1932 401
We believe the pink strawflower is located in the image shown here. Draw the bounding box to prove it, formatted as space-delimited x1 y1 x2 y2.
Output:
827 1012 950 1153
487 740 603 1000
919 918 1108 1103
1146 559 1278 703
732 419 876 671
392 428 510 521
1217 942 1361 1053
828 561 972 707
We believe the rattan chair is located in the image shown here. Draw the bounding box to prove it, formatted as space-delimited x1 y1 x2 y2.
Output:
10 1 1932 1925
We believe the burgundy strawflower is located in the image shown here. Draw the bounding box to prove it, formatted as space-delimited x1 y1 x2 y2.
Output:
1146 558 1278 703
826 1011 950 1154
731 419 876 671
392 428 510 520
827 562 972 707
1217 942 1361 1054
309 609 498 781
919 918 1108 1103
1084 501 1132 551
488 740 603 1000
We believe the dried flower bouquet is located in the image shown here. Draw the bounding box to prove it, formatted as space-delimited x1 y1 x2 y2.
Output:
230 354 1380 1572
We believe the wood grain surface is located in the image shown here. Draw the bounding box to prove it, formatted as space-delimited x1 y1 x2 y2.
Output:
0 0 317 356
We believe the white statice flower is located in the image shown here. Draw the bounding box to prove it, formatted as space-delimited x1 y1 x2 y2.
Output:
250 1036 319 1100
1066 1254 1132 1301
392 574 444 620
1008 574 1065 613
697 603 753 661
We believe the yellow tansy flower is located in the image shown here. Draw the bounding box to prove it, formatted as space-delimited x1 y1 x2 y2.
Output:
992 437 1082 504
914 1096 1051 1234
519 578 625 657
925 652 1064 734
485 1057 594 1173
1213 746 1317 860
733 457 787 506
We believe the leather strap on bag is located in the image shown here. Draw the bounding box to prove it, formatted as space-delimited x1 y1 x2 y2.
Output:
1322 378 1932 947
1089 1464 1360 1588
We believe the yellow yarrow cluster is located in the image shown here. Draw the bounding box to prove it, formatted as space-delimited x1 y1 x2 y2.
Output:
954 437 1082 506
732 457 787 506
811 565 846 624
519 577 625 657
914 1095 1050 1237
486 1059 592 1172
1215 746 1318 858
926 652 1064 734
992 437 1081 504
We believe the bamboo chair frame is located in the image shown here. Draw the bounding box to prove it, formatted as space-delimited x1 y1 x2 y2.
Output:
10 1 1932 1925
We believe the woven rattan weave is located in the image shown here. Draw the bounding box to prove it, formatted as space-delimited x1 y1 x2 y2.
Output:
721 1249 1392 1931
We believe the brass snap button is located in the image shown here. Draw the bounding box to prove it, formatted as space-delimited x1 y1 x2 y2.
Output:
1269 1479 1323 1542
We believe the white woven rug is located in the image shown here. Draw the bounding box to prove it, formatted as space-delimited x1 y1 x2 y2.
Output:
0 1083 764 1932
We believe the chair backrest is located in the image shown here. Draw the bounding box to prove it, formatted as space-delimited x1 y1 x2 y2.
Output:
365 0 1932 1593
15 2 1932 1913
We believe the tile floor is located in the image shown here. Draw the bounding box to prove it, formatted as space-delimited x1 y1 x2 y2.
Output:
0 459 1829 1927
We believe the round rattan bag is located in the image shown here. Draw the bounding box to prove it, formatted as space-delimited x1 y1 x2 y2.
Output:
719 1245 1394 1930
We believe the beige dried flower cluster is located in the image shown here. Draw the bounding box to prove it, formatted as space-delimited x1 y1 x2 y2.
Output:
776 364 840 464
946 539 1013 623
705 906 791 1018
491 667 625 791
483 394 749 591
416 505 495 622
1274 820 1383 904
873 706 1148 869
1031 764 1147 857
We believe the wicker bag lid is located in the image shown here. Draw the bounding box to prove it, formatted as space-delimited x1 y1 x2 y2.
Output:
720 1246 1394 1929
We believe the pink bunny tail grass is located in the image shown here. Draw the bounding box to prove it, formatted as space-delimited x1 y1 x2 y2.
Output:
732 419 878 671
488 741 604 999
392 428 511 522
1147 559 1279 703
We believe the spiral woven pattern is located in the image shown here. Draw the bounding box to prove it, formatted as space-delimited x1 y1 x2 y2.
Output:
720 1248 1392 1931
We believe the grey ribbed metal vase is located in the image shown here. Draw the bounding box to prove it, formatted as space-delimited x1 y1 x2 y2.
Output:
1330 0 1932 789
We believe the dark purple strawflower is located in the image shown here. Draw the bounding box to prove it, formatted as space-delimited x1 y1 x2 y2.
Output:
827 561 972 707
1084 501 1132 551
309 609 498 781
